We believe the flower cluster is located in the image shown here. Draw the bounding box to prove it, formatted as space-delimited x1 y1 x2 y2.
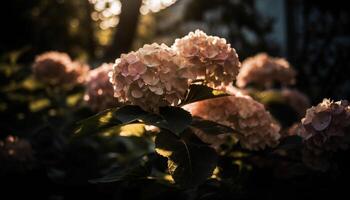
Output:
236 53 296 88
183 88 281 150
32 51 89 86
110 43 189 112
84 63 118 111
172 30 241 87
298 99 350 153
110 30 241 112
0 135 34 173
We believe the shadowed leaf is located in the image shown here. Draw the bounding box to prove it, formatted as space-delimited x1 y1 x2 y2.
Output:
180 84 228 106
191 117 233 136
189 117 234 146
89 154 154 183
155 130 218 187
159 106 192 135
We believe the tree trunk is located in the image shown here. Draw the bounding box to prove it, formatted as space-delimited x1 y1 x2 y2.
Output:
104 0 142 62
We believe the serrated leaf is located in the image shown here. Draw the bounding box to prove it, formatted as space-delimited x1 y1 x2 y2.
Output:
159 106 192 135
155 130 218 187
180 84 228 106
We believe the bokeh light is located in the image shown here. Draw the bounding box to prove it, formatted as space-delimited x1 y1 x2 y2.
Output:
140 0 178 15
89 0 177 30
89 0 122 30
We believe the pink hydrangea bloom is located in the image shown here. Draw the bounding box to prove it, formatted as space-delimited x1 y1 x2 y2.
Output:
84 63 118 111
237 53 296 88
110 43 190 112
183 88 281 150
172 30 241 88
299 99 350 153
32 51 88 86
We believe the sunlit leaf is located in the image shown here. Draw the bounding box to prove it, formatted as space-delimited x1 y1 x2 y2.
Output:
76 105 193 137
75 108 121 136
102 123 147 137
155 130 218 187
75 106 157 136
115 105 192 135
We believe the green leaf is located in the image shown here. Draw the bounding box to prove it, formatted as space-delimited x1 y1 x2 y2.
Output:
75 108 121 136
115 105 166 125
191 117 233 136
75 105 161 136
115 105 192 135
102 123 147 137
115 105 149 123
190 117 234 146
159 106 192 135
155 130 218 187
89 154 154 184
76 105 192 137
180 84 228 106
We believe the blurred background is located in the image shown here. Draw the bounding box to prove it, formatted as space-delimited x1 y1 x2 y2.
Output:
1 0 349 102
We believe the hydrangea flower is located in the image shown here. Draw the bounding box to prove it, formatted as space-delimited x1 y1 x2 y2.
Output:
32 51 88 86
183 87 281 150
110 43 189 112
64 61 89 85
237 53 296 88
84 63 118 111
172 30 241 87
299 99 350 153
